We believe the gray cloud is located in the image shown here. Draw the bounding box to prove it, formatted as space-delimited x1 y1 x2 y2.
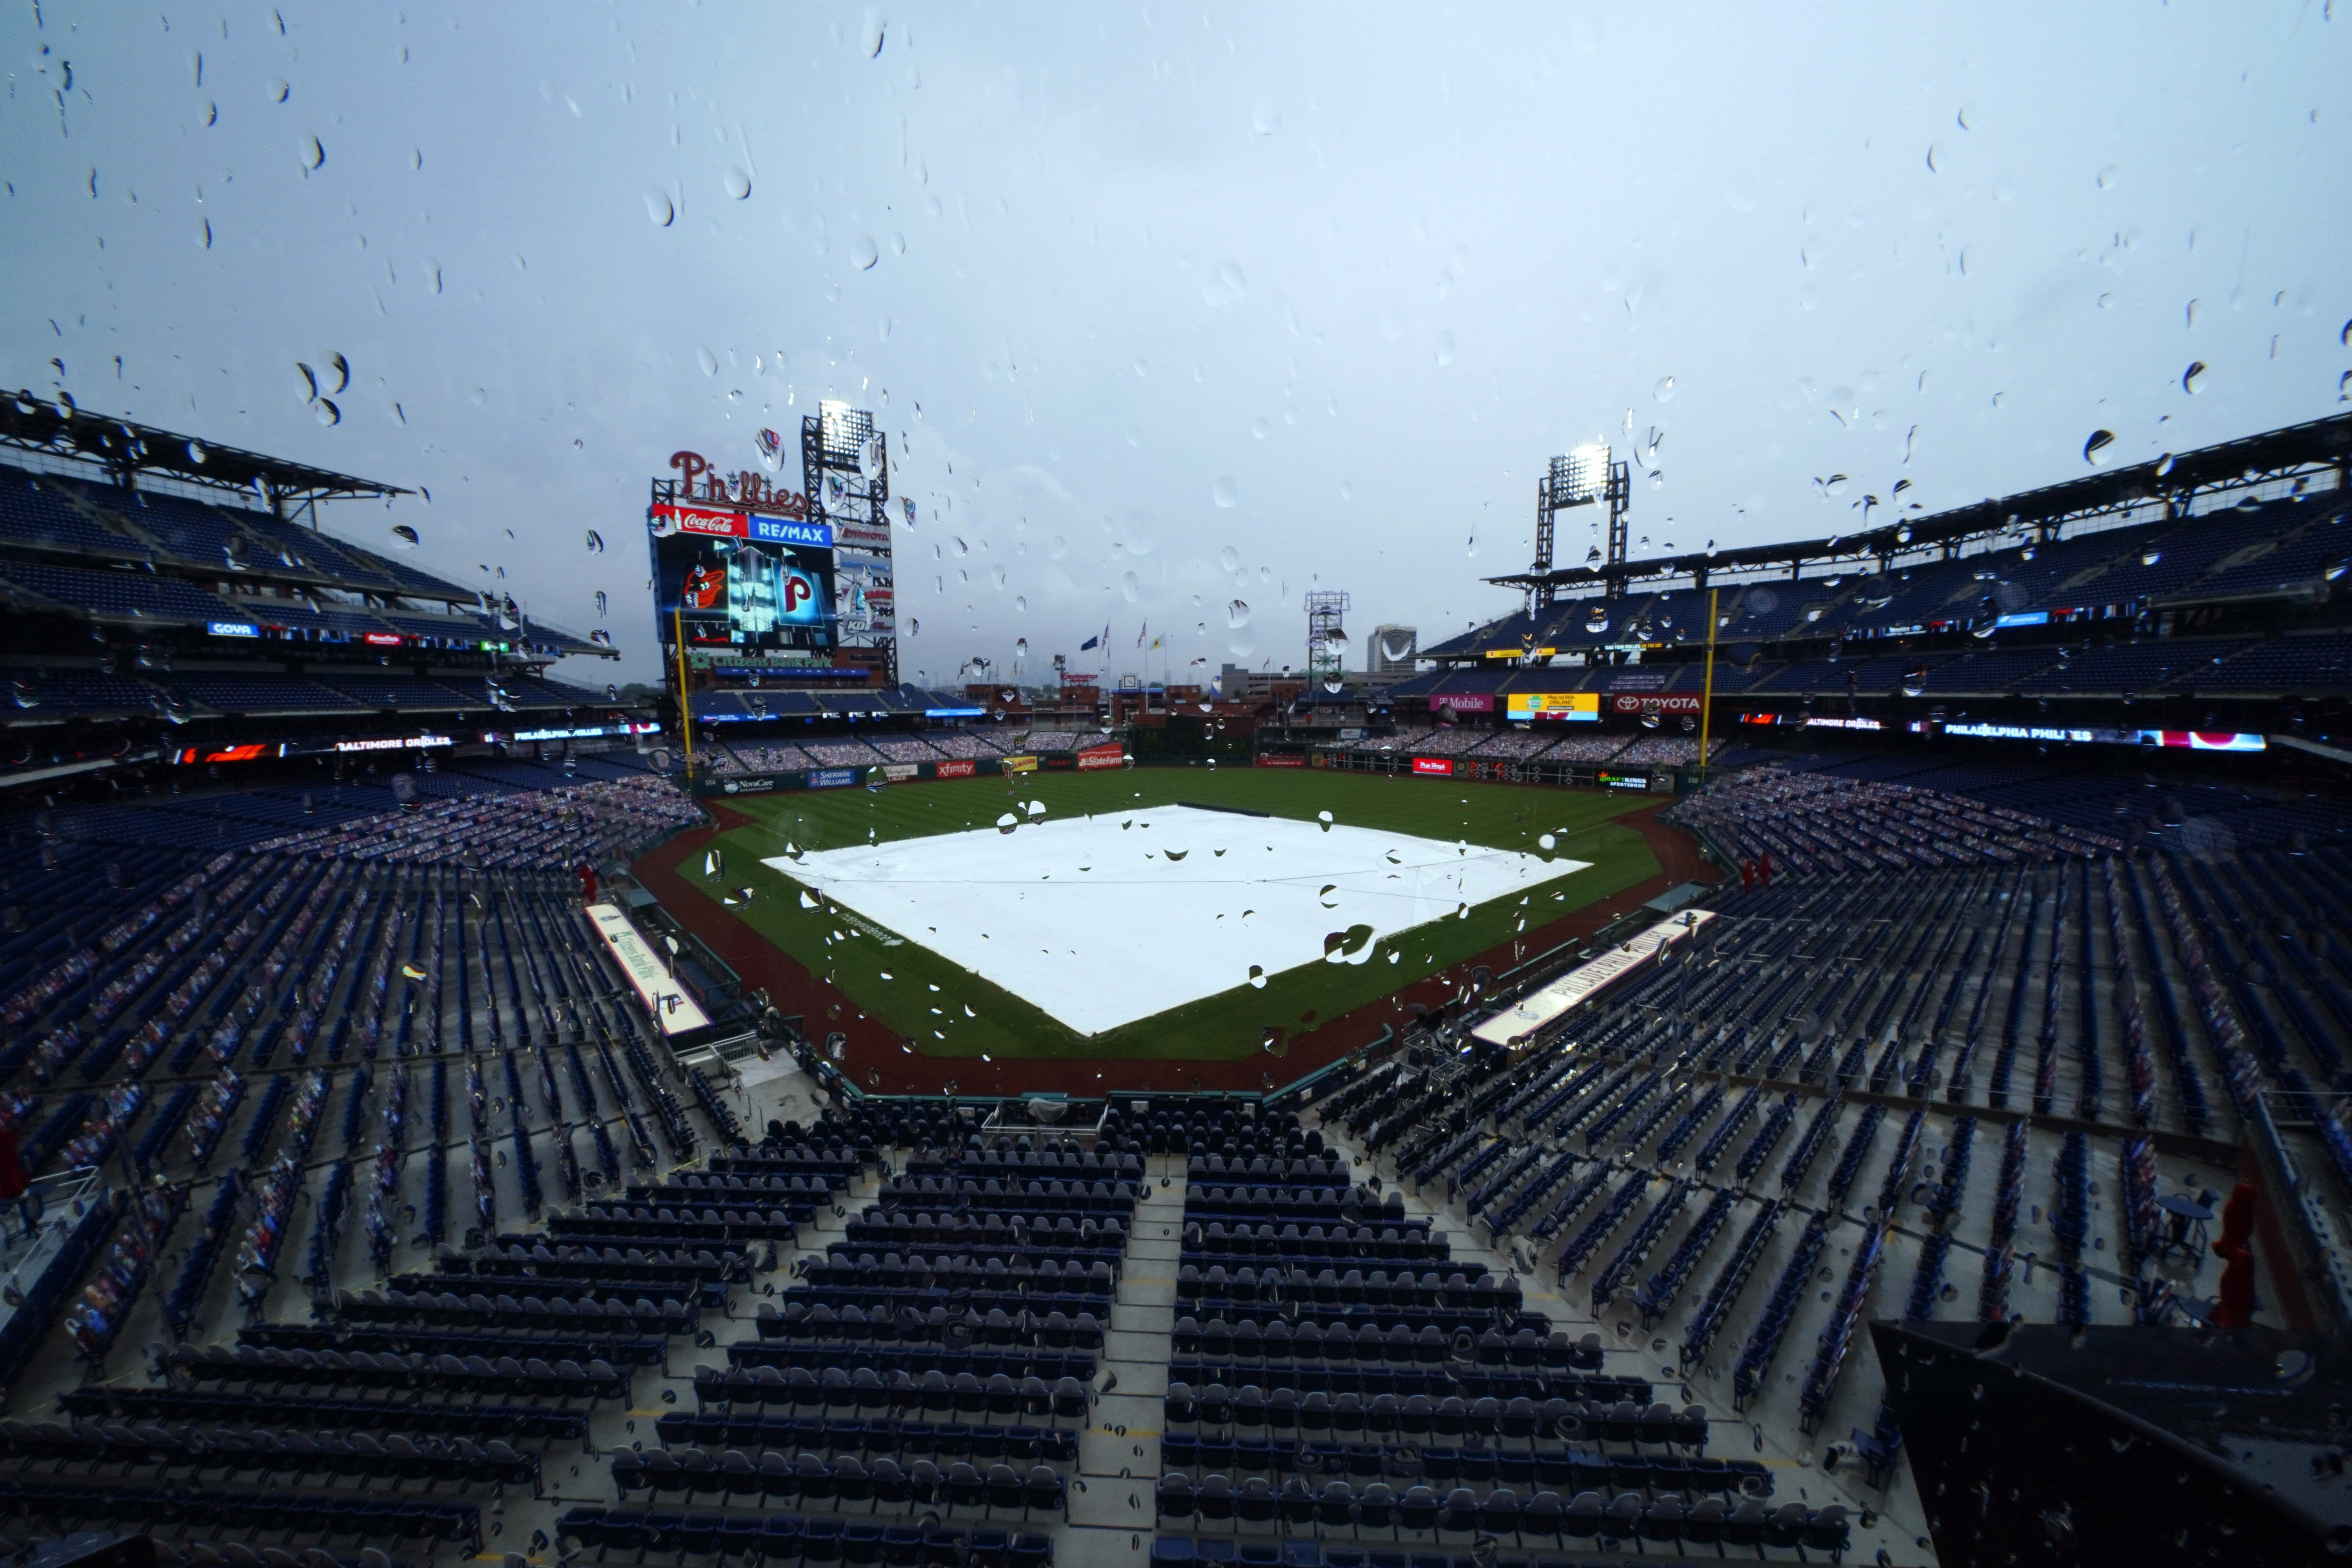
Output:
4 1 2345 686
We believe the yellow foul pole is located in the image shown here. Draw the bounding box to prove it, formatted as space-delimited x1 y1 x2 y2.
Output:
673 607 695 780
1699 586 1719 784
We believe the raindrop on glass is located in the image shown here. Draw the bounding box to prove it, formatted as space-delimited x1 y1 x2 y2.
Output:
2181 361 2205 394
645 191 676 226
724 167 752 200
2083 429 2115 465
1651 376 1675 403
389 524 420 550
1212 477 1238 508
851 234 881 270
585 530 605 553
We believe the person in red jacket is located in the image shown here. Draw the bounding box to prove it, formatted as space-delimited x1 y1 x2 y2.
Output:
2209 1180 2259 1329
577 862 598 904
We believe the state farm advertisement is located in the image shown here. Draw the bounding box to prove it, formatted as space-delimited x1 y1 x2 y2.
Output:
1075 743 1127 770
1611 693 1702 715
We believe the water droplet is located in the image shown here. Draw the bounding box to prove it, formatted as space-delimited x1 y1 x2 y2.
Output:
585 530 605 553
1122 571 1140 603
724 167 752 201
851 234 880 270
1049 536 1067 560
1652 376 1676 402
860 6 887 56
1901 668 1927 698
2182 361 2206 394
1212 477 1238 508
1220 545 1241 572
326 352 350 394
312 398 340 426
1250 416 1270 439
1435 331 1457 367
645 191 675 227
1217 261 1247 296
697 347 719 377
2083 429 2116 465
300 134 325 171
1250 98 1281 136
595 590 609 616
1133 357 1149 378
2096 163 2120 190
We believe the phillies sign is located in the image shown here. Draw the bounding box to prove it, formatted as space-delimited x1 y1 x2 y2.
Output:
1412 757 1455 776
669 451 809 517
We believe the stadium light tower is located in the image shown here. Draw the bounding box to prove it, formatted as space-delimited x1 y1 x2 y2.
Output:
1533 443 1630 608
802 401 898 684
1305 590 1351 687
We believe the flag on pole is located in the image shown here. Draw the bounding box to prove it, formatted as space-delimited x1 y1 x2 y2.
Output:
1136 621 1148 648
1080 632 1100 650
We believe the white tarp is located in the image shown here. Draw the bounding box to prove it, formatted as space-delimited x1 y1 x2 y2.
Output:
766 804 1590 1036
586 901 713 1035
1472 907 1717 1049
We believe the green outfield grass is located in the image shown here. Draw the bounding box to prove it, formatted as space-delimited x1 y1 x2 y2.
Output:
662 766 1662 1065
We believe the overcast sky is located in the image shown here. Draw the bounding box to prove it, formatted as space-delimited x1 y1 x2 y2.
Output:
4 1 2347 688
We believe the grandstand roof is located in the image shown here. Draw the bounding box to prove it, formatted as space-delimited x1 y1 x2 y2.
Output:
1486 411 2352 596
2 391 409 507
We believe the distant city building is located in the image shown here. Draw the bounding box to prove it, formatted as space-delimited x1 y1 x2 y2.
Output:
1367 624 1417 672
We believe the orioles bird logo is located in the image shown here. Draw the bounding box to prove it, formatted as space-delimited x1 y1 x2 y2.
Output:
682 562 724 610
